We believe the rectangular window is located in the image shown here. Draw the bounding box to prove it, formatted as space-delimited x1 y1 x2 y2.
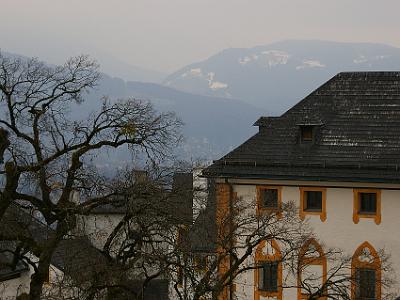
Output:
258 262 278 292
194 255 208 271
301 126 314 143
305 191 322 211
260 189 278 209
359 193 377 214
353 189 381 224
355 268 376 300
257 186 282 217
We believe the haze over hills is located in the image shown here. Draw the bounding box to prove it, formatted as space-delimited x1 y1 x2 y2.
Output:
0 49 166 84
83 74 262 160
6 39 400 163
164 40 400 114
0 50 261 161
93 51 167 83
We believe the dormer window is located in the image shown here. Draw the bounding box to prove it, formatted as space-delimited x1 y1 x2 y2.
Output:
297 118 323 145
300 125 314 143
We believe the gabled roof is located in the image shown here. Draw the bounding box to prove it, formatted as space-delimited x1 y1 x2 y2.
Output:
204 72 400 183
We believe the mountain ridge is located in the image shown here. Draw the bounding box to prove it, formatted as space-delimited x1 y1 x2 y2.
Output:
163 40 400 113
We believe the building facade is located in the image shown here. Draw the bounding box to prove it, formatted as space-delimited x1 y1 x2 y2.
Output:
204 72 400 299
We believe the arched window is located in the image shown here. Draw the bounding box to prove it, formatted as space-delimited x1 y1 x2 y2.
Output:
297 239 327 300
352 241 381 300
254 240 282 300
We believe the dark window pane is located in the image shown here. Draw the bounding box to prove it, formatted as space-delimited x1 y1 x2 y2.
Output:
258 262 278 292
195 255 208 270
305 191 322 211
260 189 278 208
258 265 264 289
301 126 313 142
356 268 376 300
359 193 377 214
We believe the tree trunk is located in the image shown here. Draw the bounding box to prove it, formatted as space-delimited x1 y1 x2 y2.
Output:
29 220 69 300
0 162 20 220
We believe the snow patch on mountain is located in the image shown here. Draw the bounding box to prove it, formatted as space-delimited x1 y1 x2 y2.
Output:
178 68 229 92
353 54 390 64
207 72 215 82
189 68 202 76
353 55 368 64
238 54 260 65
210 81 228 90
239 56 252 65
296 60 326 70
376 55 389 60
204 71 228 90
262 50 290 68
239 50 289 67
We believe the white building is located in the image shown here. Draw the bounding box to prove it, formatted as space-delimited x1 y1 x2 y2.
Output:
203 72 400 300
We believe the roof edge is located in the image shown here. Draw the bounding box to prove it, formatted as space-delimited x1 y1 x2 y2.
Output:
202 172 400 185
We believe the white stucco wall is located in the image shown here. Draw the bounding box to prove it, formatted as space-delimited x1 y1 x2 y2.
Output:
193 168 208 221
79 214 124 251
0 255 67 300
0 271 31 299
228 180 400 299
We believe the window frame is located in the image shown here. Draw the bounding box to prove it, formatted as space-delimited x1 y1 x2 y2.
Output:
297 239 327 300
300 125 314 143
254 240 282 300
353 189 381 225
194 255 209 272
355 267 376 299
299 187 327 222
304 190 323 212
351 241 381 300
258 261 279 292
256 186 282 217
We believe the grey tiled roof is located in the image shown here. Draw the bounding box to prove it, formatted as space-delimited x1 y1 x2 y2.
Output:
204 72 400 183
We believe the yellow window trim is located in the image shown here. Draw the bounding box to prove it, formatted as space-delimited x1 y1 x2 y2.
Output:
254 240 282 300
297 239 327 300
299 187 327 222
215 183 237 300
353 189 381 225
351 241 381 300
256 186 282 218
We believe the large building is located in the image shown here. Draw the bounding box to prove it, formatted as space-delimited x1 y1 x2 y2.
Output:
203 72 400 299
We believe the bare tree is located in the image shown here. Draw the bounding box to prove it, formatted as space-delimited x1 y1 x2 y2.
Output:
296 244 395 300
166 182 395 300
0 52 182 300
0 52 395 300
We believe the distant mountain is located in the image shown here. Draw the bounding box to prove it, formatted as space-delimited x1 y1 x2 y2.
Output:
164 40 400 113
93 52 166 83
0 50 166 84
75 74 263 161
1 50 263 162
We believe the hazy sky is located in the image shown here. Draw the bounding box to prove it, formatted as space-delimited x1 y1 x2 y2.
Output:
1 0 400 73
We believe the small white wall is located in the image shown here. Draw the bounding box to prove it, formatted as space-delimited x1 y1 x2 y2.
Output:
0 254 67 299
80 214 124 251
193 168 208 221
0 271 31 299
